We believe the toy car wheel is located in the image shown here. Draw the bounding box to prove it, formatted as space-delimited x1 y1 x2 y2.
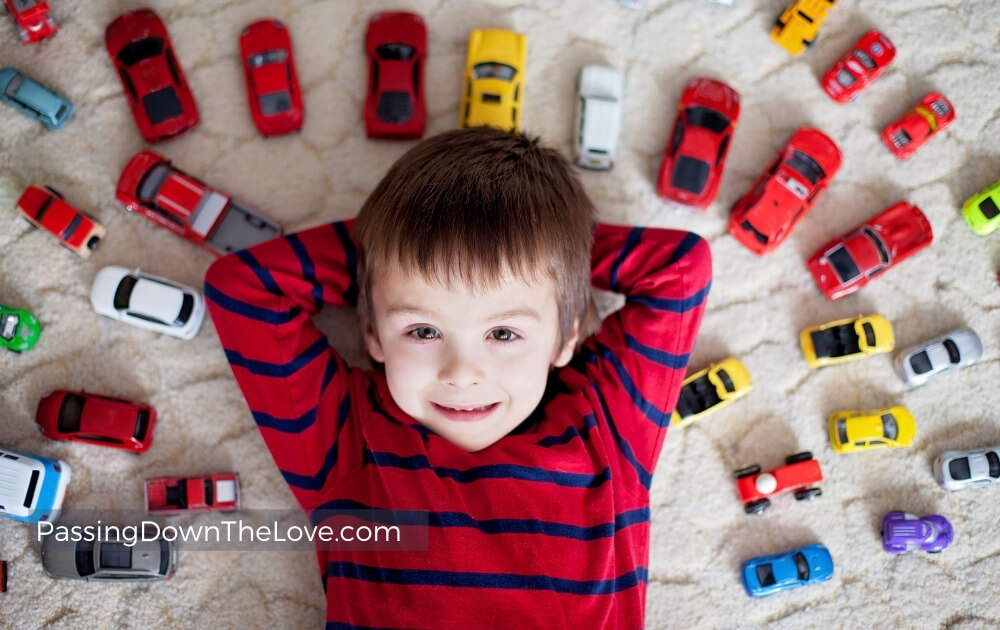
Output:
794 487 822 501
803 37 815 47
928 549 941 554
744 498 771 515
86 236 101 251
785 451 813 465
733 464 761 479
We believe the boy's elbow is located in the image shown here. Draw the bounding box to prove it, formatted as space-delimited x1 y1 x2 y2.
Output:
685 233 713 288
204 252 240 291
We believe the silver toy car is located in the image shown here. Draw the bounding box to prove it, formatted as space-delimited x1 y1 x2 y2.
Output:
933 447 1000 491
573 64 624 171
41 531 176 580
894 326 982 387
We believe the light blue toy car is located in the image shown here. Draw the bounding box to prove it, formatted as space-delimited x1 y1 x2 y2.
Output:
0 446 72 524
0 66 73 129
741 542 834 597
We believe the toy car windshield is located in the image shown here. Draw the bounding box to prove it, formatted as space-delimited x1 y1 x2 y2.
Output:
473 63 516 81
793 552 809 580
113 275 138 310
949 458 971 480
881 413 898 439
100 543 132 569
786 152 825 185
929 99 951 117
260 91 292 115
1 314 18 340
672 157 710 194
756 563 776 587
909 351 933 374
376 43 415 61
853 50 876 69
826 246 860 282
57 394 84 432
138 164 171 201
835 69 856 87
143 88 183 125
943 339 961 363
12 0 40 9
980 198 999 219
117 38 164 66
686 106 729 133
4 74 24 96
248 49 287 68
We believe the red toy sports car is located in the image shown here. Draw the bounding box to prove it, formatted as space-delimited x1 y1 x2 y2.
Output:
240 19 304 136
807 201 933 301
36 390 156 453
105 9 199 143
116 150 282 256
821 30 895 103
734 452 823 515
16 184 105 258
145 473 240 515
728 127 841 255
656 77 740 210
4 0 57 43
364 11 427 140
881 92 955 161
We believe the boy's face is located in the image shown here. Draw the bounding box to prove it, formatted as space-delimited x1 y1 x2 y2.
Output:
365 265 577 452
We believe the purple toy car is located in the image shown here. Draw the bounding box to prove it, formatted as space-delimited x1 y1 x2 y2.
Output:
881 511 953 554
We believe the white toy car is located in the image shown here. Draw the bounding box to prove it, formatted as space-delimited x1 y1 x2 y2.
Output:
0 446 71 524
894 326 982 387
90 266 205 340
933 447 1000 491
574 64 624 170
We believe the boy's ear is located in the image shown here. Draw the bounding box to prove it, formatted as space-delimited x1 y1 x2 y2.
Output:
552 318 580 368
363 316 385 364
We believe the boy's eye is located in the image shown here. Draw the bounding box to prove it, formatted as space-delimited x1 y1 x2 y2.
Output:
410 326 439 340
489 328 518 342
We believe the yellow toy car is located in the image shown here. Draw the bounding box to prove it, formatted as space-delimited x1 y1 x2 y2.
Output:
828 406 916 454
771 0 840 56
800 314 894 368
670 357 752 428
460 29 526 131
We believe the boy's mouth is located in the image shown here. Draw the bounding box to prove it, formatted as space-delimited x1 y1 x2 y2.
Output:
431 402 500 422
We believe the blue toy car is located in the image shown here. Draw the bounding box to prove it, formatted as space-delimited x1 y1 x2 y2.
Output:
741 542 834 597
0 66 73 129
0 446 72 524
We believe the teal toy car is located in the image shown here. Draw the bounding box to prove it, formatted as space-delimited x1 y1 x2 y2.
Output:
962 177 1000 235
0 303 41 352
0 66 73 129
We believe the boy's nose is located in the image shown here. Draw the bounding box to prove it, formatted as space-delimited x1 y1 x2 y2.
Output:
438 348 484 387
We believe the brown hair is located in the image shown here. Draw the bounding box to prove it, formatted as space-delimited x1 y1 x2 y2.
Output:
354 126 596 347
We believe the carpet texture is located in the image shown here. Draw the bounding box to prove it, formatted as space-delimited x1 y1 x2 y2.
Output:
1 0 999 628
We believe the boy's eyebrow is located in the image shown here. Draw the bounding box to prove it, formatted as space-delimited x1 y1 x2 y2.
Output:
484 307 542 322
386 303 438 318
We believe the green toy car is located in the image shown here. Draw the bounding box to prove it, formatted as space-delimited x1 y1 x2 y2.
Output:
962 178 1000 235
0 304 41 352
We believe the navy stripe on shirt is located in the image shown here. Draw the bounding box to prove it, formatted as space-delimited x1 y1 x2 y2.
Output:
667 232 704 266
253 365 344 433
224 336 329 378
609 227 644 292
235 250 282 295
625 334 690 369
333 221 359 306
286 233 323 308
590 342 673 429
534 413 597 447
626 280 711 313
204 281 295 324
369 451 611 488
589 383 653 489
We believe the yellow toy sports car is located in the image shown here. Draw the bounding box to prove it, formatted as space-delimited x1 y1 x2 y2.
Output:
828 406 916 454
771 0 840 56
671 357 752 429
460 29 526 131
800 314 894 368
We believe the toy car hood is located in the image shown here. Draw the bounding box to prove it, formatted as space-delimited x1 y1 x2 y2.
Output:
366 11 425 56
682 77 740 122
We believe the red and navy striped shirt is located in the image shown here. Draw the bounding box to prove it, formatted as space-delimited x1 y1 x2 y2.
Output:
204 221 711 629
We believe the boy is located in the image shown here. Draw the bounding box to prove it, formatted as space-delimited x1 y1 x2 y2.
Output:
204 127 711 628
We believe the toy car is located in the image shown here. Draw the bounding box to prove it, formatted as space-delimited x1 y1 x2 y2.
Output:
771 0 840 56
459 28 526 132
741 543 833 597
0 66 72 129
894 326 982 388
574 64 625 170
4 0 57 43
800 313 894 368
881 93 954 161
807 201 932 301
0 303 41 352
934 447 1000 491
734 452 822 515
670 357 752 428
828 406 915 454
881 511 953 554
821 30 895 103
145 472 240 515
89 265 205 340
0 446 71 524
41 532 176 580
240 19 304 137
36 390 156 453
728 127 841 255
364 11 426 140
961 177 1000 236
116 150 282 256
105 9 199 143
656 77 740 209
15 184 105 258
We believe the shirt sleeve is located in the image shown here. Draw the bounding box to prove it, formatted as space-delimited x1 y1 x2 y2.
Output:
203 219 362 511
580 222 712 486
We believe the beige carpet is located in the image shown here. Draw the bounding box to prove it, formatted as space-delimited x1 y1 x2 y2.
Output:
1 0 999 628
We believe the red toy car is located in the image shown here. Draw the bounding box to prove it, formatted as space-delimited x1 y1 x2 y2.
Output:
35 390 156 453
364 11 427 140
728 127 842 255
734 452 823 515
116 150 282 256
881 92 955 161
821 30 895 103
105 9 199 143
16 184 105 258
4 0 57 43
239 19 304 136
145 473 240 515
808 201 933 301
656 77 740 210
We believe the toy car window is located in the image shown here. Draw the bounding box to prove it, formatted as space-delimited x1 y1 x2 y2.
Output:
248 49 288 68
99 543 132 569
716 134 730 167
793 553 809 581
669 119 685 155
853 49 876 70
0 314 18 341
13 0 40 10
75 541 96 577
204 479 214 506
113 275 137 311
473 63 516 81
685 106 728 134
260 91 292 115
76 434 124 445
942 339 961 364
836 419 848 445
117 68 139 102
4 74 24 97
142 87 183 125
174 295 194 327
61 214 82 240
158 540 171 575
376 43 414 61
881 414 898 440
948 458 971 481
786 151 825 185
671 156 710 194
986 452 999 478
929 99 951 117
835 69 856 88
908 351 933 375
862 322 876 347
892 129 912 147
377 91 414 124
413 60 421 99
740 220 768 245
755 563 776 587
22 469 39 509
117 37 164 67
481 93 501 104
165 50 182 86
862 228 890 265
717 369 735 393
138 164 171 201
127 311 170 326
980 197 1000 220
826 246 860 282
57 394 85 433
55 104 69 122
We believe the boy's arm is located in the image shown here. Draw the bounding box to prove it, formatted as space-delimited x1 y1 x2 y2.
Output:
204 220 361 511
580 222 712 486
